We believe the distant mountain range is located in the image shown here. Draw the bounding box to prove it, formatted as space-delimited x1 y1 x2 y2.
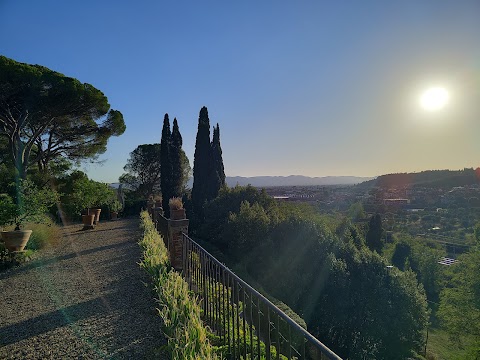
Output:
224 175 373 187
113 169 480 190
113 175 373 190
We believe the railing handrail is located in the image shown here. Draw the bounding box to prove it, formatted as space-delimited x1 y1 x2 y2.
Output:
182 232 342 360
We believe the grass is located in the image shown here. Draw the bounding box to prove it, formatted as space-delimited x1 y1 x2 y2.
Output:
25 219 62 250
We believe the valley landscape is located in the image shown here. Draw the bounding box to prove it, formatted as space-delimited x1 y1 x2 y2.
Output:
1 2 479 360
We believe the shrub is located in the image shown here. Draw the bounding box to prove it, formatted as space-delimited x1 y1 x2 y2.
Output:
139 211 219 360
25 219 62 250
0 242 35 271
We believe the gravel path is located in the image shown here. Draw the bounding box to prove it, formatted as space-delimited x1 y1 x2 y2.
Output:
0 218 167 359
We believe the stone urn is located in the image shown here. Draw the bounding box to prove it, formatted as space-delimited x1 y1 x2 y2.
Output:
1 230 33 252
82 214 95 229
90 208 102 224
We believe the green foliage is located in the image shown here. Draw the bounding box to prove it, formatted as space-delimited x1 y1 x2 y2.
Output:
0 242 34 271
308 249 428 360
347 201 366 221
196 186 428 359
160 114 173 217
392 240 412 270
366 213 384 253
109 199 122 213
139 211 220 360
192 107 213 221
0 55 125 178
159 116 190 218
0 194 17 229
224 201 271 257
171 118 187 197
439 248 480 357
120 143 161 198
210 124 225 199
59 172 115 219
191 107 225 223
197 185 275 246
0 179 59 229
389 236 446 301
474 221 480 244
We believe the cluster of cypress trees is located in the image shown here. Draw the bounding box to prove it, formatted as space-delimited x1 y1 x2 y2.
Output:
160 114 185 217
191 106 225 221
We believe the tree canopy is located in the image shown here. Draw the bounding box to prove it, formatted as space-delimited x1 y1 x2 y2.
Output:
0 55 126 178
119 144 162 198
197 185 428 359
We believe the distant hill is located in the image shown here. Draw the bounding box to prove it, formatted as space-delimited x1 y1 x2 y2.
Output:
115 176 372 190
359 169 480 189
224 175 373 187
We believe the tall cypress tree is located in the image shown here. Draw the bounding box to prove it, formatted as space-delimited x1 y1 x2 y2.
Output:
366 213 384 253
160 113 172 217
192 107 211 220
210 123 226 199
171 118 184 198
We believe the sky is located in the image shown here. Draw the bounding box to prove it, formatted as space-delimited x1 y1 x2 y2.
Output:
1 1 479 182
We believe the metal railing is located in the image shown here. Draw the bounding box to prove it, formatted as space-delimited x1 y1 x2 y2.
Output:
181 233 342 360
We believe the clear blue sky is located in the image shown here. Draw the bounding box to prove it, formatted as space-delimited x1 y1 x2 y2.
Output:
1 1 479 182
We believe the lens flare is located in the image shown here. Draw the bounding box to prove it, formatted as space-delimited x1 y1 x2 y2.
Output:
420 87 449 111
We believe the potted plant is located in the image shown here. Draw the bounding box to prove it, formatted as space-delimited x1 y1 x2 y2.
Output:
0 180 58 252
169 197 185 220
89 182 115 224
110 199 122 220
70 179 115 228
71 178 97 229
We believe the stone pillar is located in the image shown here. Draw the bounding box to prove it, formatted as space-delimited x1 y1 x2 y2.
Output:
168 211 188 271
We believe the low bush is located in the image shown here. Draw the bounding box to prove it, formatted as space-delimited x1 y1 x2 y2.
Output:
0 242 34 271
25 219 62 250
139 211 220 360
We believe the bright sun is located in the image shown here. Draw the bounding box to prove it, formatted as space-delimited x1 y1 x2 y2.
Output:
420 87 449 111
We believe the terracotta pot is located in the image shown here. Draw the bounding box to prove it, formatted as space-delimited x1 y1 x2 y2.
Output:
90 208 102 224
82 214 95 229
170 208 186 220
1 230 33 252
111 211 118 220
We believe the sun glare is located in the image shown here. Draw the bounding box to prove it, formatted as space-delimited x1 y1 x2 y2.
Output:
420 87 449 111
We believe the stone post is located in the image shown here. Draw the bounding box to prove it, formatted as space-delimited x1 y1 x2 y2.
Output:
168 209 188 271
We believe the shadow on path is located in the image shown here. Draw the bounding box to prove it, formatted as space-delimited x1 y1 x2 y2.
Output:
0 293 114 346
0 241 131 281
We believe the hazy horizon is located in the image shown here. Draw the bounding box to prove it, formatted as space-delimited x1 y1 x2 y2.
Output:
1 2 479 183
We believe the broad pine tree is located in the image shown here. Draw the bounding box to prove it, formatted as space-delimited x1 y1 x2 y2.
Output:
192 107 212 220
160 114 172 217
171 118 184 197
210 123 226 199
